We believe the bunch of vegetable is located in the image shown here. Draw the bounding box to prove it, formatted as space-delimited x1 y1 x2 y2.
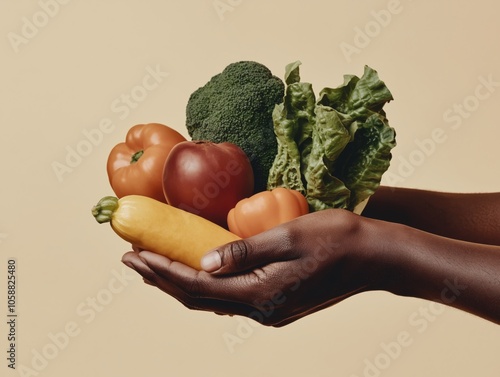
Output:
92 60 397 270
267 61 396 213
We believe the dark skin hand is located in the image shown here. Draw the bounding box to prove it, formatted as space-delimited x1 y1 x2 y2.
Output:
363 186 500 245
122 187 500 327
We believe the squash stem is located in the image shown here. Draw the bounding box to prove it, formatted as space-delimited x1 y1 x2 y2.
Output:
92 196 119 224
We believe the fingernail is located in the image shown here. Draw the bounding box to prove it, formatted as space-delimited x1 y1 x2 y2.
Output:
122 260 135 270
201 250 221 272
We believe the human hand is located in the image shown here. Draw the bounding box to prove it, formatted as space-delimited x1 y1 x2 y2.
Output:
121 209 385 327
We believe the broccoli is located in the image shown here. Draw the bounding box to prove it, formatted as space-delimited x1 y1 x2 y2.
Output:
185 61 285 193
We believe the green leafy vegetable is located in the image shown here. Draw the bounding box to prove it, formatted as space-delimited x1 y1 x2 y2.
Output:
267 61 396 212
266 61 315 193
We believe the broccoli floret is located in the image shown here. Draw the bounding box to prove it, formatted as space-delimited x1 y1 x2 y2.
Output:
186 61 285 193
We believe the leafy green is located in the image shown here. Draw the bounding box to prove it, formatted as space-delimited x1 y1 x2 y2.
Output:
267 61 396 212
266 62 315 193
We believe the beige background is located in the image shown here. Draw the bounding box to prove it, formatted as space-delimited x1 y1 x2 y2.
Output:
1 1 500 376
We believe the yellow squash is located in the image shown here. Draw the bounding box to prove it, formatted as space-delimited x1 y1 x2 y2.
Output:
91 195 240 269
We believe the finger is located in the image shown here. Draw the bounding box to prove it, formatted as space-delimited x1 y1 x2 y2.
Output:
134 254 265 316
182 297 258 318
122 251 236 310
124 251 286 324
138 250 280 310
201 225 300 275
143 278 156 287
136 250 201 287
121 250 141 271
121 251 162 284
270 292 355 328
136 250 242 300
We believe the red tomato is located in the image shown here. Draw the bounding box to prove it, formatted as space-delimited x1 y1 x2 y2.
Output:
163 141 254 228
107 123 186 202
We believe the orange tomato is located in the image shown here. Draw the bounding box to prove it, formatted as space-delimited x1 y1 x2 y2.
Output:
107 123 186 203
227 188 309 238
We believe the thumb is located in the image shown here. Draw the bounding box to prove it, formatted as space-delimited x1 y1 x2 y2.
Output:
200 239 254 274
200 228 296 274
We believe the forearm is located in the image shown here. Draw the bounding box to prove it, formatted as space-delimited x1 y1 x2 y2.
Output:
368 219 500 325
363 186 500 245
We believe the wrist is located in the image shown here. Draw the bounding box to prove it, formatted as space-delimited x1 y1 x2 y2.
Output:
353 216 412 295
348 213 500 325
362 218 448 300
